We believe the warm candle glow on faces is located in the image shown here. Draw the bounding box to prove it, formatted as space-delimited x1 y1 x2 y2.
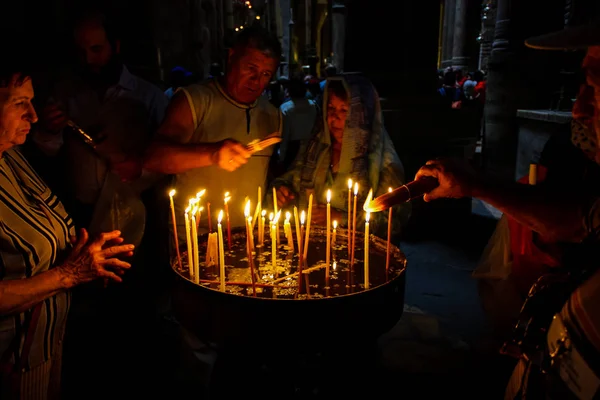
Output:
348 179 352 190
300 211 305 225
333 220 337 229
354 182 358 195
327 189 331 203
169 189 176 197
218 210 223 224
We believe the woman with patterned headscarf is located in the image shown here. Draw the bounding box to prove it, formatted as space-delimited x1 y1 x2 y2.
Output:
269 74 410 238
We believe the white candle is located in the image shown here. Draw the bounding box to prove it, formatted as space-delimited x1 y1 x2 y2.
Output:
169 190 183 270
244 200 253 255
191 206 200 284
364 211 370 289
326 189 331 281
347 179 352 249
217 210 226 291
184 206 194 279
271 211 281 275
350 182 359 268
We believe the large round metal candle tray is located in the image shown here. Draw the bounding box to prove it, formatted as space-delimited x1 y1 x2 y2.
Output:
171 226 406 353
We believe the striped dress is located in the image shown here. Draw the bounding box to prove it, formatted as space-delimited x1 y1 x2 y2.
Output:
0 148 75 399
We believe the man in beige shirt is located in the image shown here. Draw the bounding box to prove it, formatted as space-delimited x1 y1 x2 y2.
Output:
145 26 282 239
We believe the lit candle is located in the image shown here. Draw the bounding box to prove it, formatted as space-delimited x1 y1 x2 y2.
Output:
252 186 262 231
244 200 252 259
332 220 337 247
303 193 313 262
350 182 359 268
217 210 226 291
364 211 370 289
191 206 200 284
207 202 212 232
271 211 281 275
347 178 352 249
298 210 306 293
169 190 183 271
244 202 257 296
184 206 194 278
224 192 232 249
326 189 331 281
386 187 393 274
284 211 294 252
260 210 267 246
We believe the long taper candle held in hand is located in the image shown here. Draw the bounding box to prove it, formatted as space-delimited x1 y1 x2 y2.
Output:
326 189 331 282
217 210 226 291
224 192 232 249
365 177 439 212
168 190 183 271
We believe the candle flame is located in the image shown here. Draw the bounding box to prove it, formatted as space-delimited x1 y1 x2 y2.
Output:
300 210 305 224
248 216 253 223
285 211 291 222
366 211 371 222
185 206 191 214
327 189 331 203
169 189 176 197
262 210 267 217
269 212 273 221
192 206 198 215
199 207 204 212
224 192 231 204
218 210 223 224
348 179 353 190
244 200 251 217
273 210 281 223
333 261 337 270
353 182 359 195
189 197 198 206
196 189 206 198
388 187 393 193
333 220 337 229
363 189 373 212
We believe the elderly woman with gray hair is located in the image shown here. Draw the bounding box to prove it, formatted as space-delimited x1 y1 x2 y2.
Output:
0 59 134 399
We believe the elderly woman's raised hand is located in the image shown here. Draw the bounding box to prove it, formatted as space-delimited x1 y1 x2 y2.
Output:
275 185 296 209
58 229 134 288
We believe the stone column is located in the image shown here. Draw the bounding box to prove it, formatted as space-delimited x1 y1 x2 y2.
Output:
478 0 496 71
331 2 346 72
451 0 468 71
441 0 455 67
483 0 518 179
224 0 234 31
